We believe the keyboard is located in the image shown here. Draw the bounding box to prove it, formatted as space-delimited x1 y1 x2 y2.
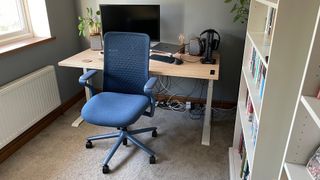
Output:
150 54 175 64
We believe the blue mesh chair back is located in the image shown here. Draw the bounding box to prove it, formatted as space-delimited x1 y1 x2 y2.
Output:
103 32 150 95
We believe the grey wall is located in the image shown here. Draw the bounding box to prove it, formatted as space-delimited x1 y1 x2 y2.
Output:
75 0 246 102
0 0 82 103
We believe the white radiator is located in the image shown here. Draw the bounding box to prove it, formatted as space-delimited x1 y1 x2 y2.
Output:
0 66 61 149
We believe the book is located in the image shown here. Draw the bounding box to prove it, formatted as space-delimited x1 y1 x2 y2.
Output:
240 148 247 178
247 97 254 122
306 146 320 180
251 48 257 77
265 7 276 38
238 132 244 154
251 117 259 146
243 160 250 180
259 67 266 98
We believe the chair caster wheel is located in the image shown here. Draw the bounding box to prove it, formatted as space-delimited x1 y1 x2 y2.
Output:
102 165 110 174
86 141 93 149
149 155 156 164
152 130 157 137
123 138 127 146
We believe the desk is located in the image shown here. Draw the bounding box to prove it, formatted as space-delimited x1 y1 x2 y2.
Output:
58 49 220 146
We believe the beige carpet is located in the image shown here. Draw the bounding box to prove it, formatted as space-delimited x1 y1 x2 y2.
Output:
0 100 234 180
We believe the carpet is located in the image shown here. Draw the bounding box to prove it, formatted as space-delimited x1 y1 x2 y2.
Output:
0 100 234 180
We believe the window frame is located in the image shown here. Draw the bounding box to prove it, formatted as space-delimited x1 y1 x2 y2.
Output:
0 0 33 46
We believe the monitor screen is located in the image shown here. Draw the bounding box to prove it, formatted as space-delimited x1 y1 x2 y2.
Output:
100 5 160 41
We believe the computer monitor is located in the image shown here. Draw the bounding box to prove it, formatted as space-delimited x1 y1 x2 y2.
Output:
100 4 160 41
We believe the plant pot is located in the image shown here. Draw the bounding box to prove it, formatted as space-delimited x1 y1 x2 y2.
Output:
90 33 102 51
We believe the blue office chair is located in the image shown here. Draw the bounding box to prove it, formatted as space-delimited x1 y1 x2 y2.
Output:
79 32 158 174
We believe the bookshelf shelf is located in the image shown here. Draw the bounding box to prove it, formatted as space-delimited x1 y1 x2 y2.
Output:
301 96 320 128
242 66 262 119
231 0 320 179
282 4 320 180
238 102 255 170
229 148 242 180
255 0 278 9
284 163 313 180
247 31 270 68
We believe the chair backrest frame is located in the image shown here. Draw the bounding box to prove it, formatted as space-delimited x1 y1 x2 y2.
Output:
103 32 150 95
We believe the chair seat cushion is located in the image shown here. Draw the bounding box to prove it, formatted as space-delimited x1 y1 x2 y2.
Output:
81 92 149 127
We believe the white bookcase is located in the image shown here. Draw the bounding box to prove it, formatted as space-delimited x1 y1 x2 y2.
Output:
281 6 320 180
229 0 320 179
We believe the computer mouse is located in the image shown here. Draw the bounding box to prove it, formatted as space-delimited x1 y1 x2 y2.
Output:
173 58 183 65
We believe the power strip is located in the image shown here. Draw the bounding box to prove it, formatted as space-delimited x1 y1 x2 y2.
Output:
186 101 191 109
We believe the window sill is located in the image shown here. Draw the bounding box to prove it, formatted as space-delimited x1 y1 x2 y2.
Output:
0 37 56 56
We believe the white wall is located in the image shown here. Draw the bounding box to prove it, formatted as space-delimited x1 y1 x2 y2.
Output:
75 0 246 102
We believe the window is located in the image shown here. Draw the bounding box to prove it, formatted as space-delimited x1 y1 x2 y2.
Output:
0 0 33 45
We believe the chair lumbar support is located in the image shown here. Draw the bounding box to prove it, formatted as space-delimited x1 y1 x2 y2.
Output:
85 127 158 174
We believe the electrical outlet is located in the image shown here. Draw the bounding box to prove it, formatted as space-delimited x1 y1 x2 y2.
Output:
186 101 191 109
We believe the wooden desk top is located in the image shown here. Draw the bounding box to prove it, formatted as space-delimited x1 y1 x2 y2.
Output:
58 49 220 80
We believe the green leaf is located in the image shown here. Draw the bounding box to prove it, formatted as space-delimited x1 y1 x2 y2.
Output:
231 4 237 13
240 0 245 5
233 14 241 22
78 23 84 30
224 0 232 3
90 8 93 16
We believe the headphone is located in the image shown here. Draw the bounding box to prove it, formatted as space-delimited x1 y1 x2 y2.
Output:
188 29 220 56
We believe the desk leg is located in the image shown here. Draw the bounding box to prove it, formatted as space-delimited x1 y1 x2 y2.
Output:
201 79 214 146
71 68 92 127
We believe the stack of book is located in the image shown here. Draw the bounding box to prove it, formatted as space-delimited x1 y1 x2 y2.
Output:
238 132 250 180
265 7 276 37
248 46 267 99
245 90 259 146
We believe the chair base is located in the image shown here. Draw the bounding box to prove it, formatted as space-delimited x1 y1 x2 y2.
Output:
86 127 157 174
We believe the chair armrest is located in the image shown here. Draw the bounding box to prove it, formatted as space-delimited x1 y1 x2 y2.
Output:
79 70 97 96
144 77 158 96
143 77 158 117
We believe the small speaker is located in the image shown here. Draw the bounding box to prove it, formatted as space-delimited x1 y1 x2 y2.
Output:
188 38 204 56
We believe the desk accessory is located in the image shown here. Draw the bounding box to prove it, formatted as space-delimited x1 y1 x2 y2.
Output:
151 42 183 54
187 29 220 64
200 29 220 64
150 54 175 64
306 145 320 179
188 38 204 56
173 58 183 65
178 33 186 53
90 33 103 50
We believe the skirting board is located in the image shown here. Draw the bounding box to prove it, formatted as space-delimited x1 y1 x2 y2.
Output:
155 94 237 109
0 90 85 164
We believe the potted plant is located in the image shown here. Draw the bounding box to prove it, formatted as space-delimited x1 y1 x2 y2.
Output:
78 7 103 50
224 0 250 23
